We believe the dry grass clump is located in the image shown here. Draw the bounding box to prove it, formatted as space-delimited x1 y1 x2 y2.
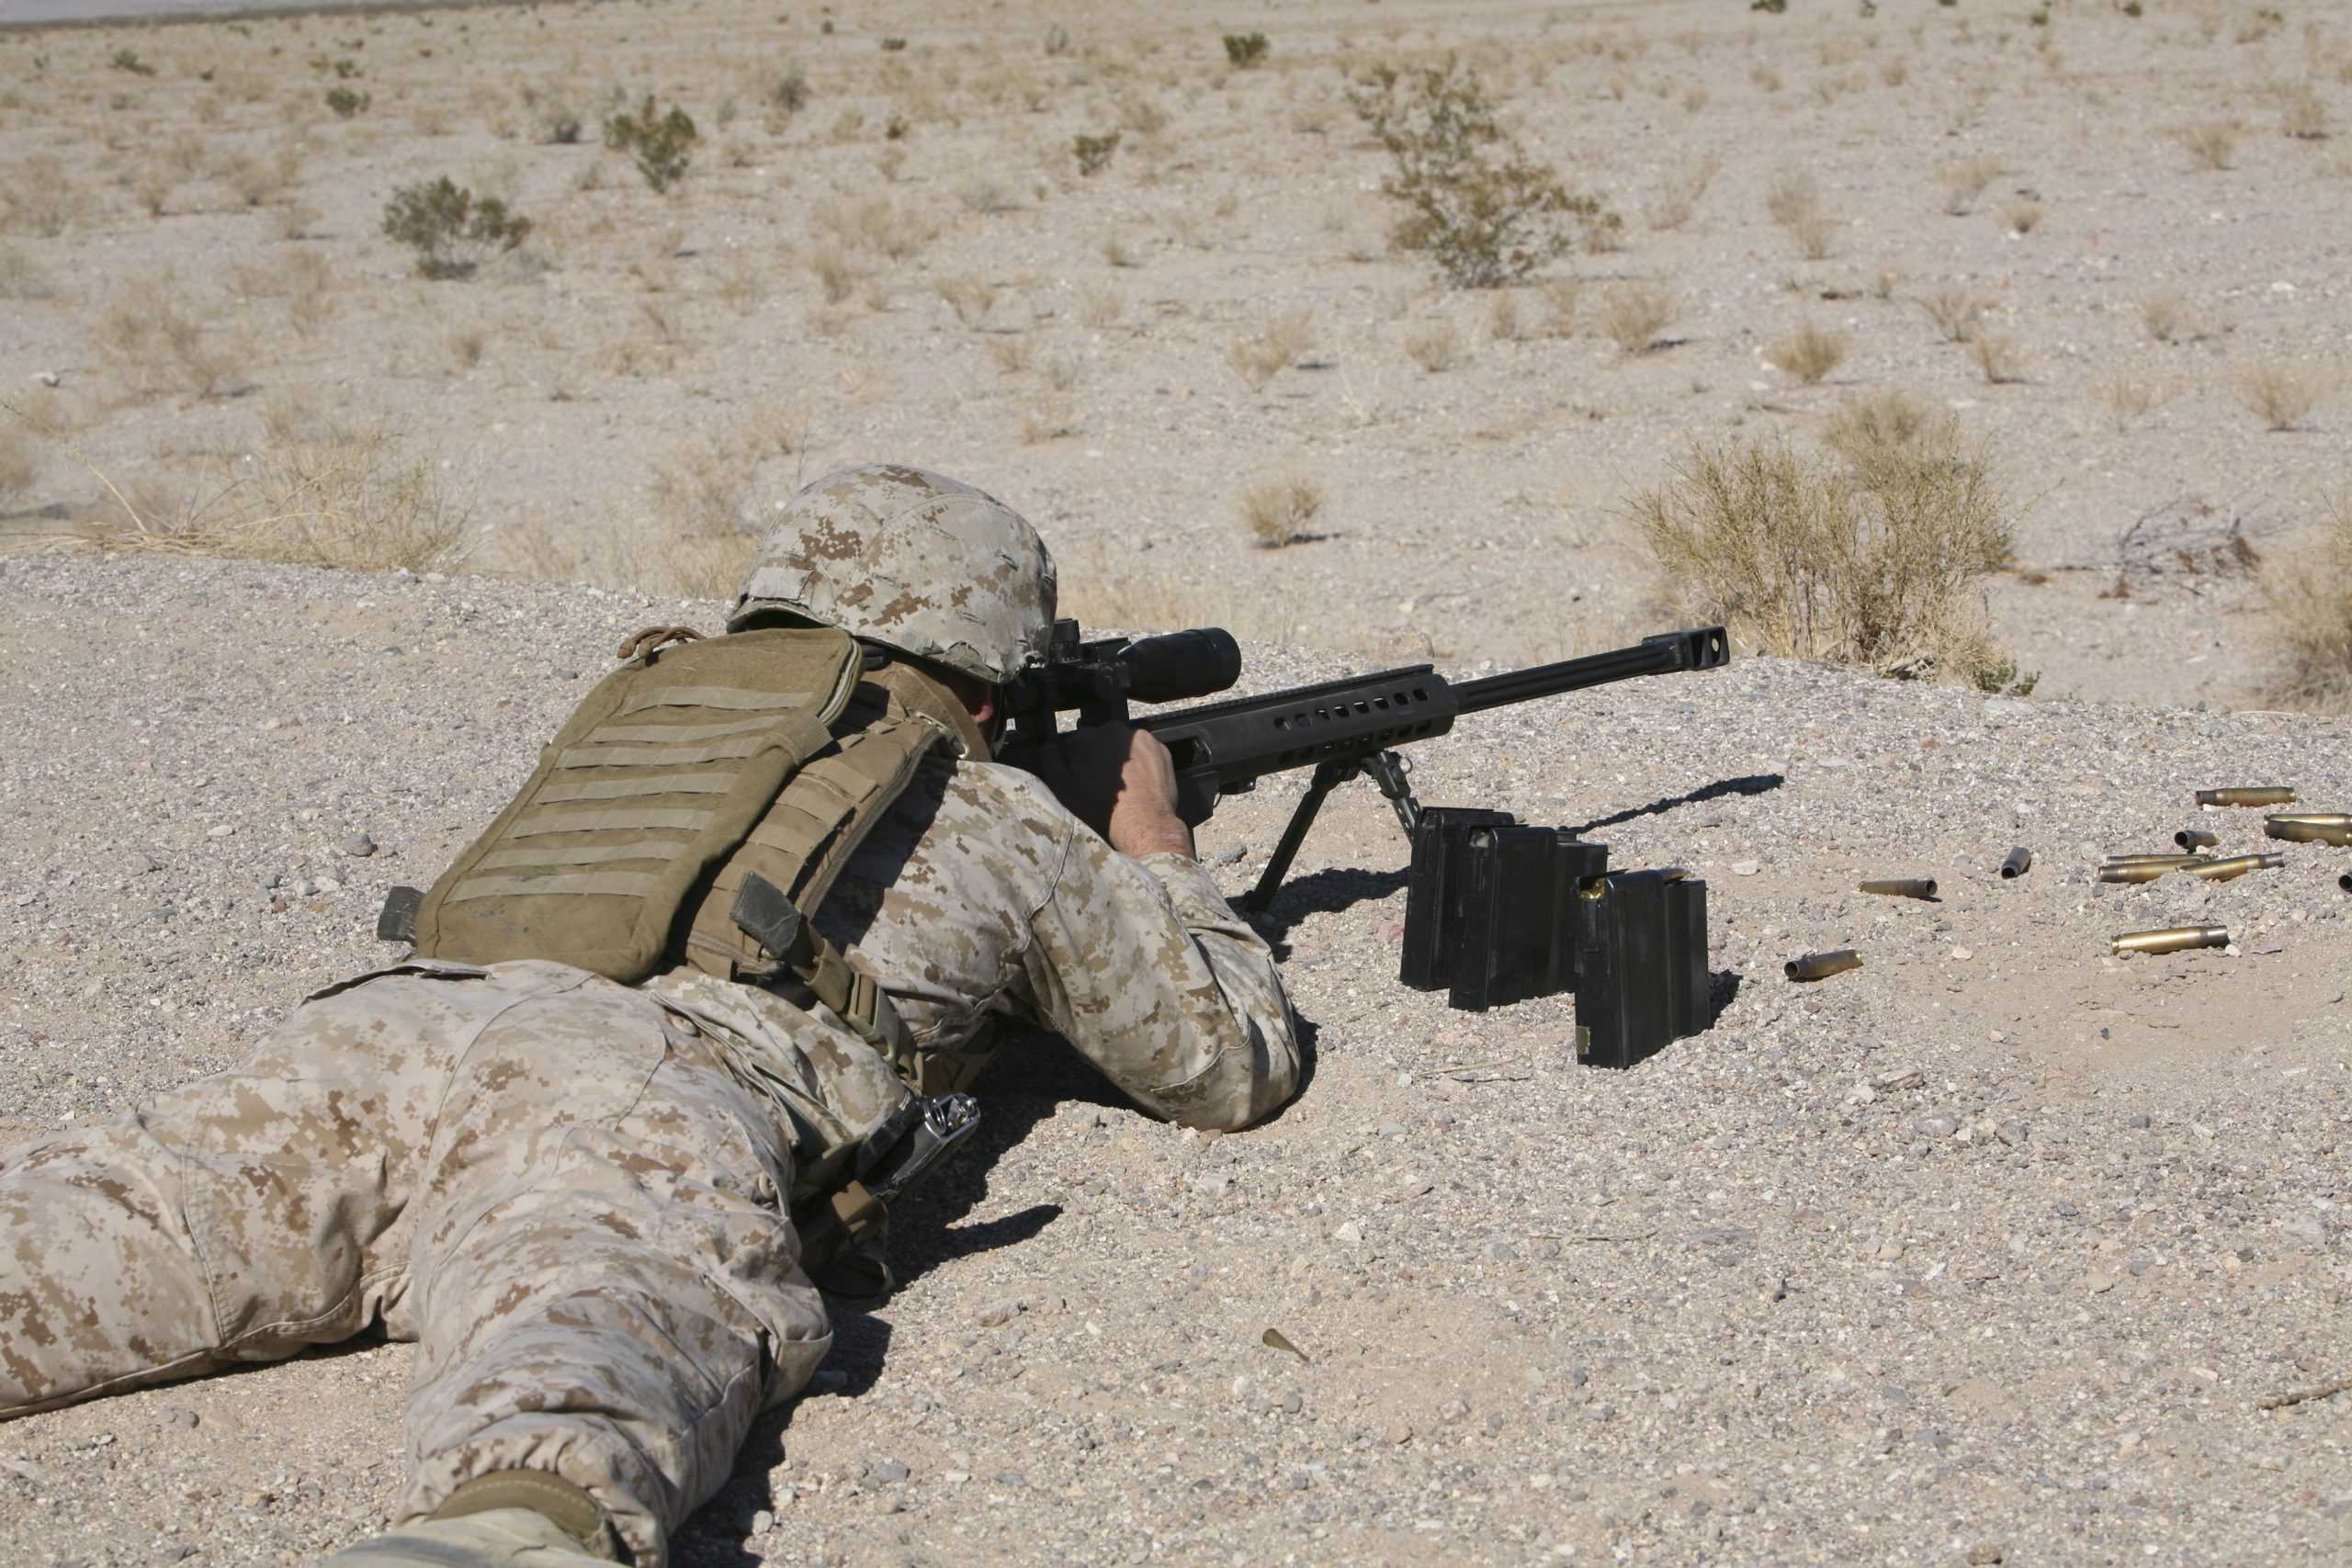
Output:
96 275 242 399
0 244 53 300
0 420 36 506
1237 475 1326 548
2237 364 2337 431
2265 494 2352 710
1971 332 2025 385
1937 155 2005 215
1821 390 1948 465
85 431 469 574
1631 426 2023 689
815 196 937 261
2276 84 2330 141
1764 169 1837 259
2142 290 2188 344
1404 319 1464 373
1227 310 1315 390
2003 200 2042 235
1598 282 1677 355
808 245 857 304
1079 285 1124 329
2179 120 2240 170
1920 288 1985 343
936 275 996 328
1 155 74 237
1769 321 1850 385
2095 378 2169 432
1647 152 1720 231
1539 279 1581 338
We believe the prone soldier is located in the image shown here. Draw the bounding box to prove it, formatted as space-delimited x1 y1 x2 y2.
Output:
0 464 1302 1566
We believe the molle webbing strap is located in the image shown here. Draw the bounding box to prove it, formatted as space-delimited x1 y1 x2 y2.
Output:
403 627 870 984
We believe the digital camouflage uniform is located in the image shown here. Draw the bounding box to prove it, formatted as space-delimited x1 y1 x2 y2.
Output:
0 466 1301 1566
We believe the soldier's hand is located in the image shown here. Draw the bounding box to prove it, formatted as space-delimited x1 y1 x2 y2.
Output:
1007 725 1194 861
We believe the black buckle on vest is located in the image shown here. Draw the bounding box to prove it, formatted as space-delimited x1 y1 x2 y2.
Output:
377 886 423 943
732 872 817 973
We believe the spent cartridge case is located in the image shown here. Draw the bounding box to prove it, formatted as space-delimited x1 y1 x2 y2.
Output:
2111 926 2229 957
1785 949 1862 982
2196 787 2296 808
2183 852 2285 883
1999 846 2033 879
2098 863 2178 884
2174 828 2221 851
2103 852 2210 866
2264 814 2352 847
2342 873 2352 894
1858 877 1937 900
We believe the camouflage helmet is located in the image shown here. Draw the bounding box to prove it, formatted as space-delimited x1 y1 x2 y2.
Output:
729 463 1057 684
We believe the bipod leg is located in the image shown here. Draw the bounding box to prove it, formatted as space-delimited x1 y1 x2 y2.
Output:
1359 750 1422 838
1239 755 1360 913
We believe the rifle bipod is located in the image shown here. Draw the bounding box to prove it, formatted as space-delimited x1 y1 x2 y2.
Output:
1237 750 1421 913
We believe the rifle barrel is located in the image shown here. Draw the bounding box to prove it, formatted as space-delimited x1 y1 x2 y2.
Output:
1452 627 1729 716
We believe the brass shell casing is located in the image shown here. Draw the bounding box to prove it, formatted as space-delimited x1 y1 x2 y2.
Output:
2195 787 2296 808
2265 815 2352 846
2182 852 2285 882
2111 926 2229 956
1785 949 1862 982
2104 852 2210 866
1858 878 1938 900
1999 847 2032 879
2174 828 2221 851
2098 863 2177 884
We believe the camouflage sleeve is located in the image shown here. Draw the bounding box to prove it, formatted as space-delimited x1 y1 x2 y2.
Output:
1018 834 1301 1131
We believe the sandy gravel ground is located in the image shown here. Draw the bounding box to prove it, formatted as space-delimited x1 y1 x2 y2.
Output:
3 0 2348 702
3 552 2349 1568
6 2 2352 1565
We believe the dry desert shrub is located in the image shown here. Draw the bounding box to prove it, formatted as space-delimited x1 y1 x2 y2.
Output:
1404 319 1464 372
808 245 856 304
1079 285 1123 329
2142 290 2188 343
2277 83 2330 140
1648 152 1721 231
85 431 469 573
1237 475 1325 548
1971 332 2025 385
1227 310 1315 390
1769 321 1850 385
1539 278 1581 338
1937 155 2005 215
1821 390 1948 464
2 155 74 236
0 421 35 506
0 245 53 300
1631 429 2022 689
2179 120 2239 170
2237 364 2337 431
816 196 937 261
1920 288 1985 343
1486 289 1524 343
2264 494 2352 710
988 335 1035 377
1598 282 1677 355
1347 57 1617 288
96 275 241 399
2003 200 2041 234
1764 170 1836 259
2094 378 2168 432
936 275 996 328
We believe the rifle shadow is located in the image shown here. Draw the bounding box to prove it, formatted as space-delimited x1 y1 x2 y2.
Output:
1563 773 1785 838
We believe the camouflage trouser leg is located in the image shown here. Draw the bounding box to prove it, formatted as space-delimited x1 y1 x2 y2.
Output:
0 961 832 1568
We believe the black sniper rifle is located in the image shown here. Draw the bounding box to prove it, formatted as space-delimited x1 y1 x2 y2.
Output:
1001 620 1731 912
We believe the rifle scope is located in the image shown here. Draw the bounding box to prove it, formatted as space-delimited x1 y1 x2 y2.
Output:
1115 627 1241 705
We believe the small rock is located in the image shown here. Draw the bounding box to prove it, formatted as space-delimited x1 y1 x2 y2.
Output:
163 1408 198 1430
207 824 236 839
751 1509 775 1534
976 1298 1023 1327
1967 1544 2007 1565
2129 1113 2151 1129
1385 1420 1413 1446
2084 1271 2120 1293
315 875 343 893
1332 1221 1363 1247
1873 1067 1924 1092
1915 1114 1960 1138
871 1458 910 1483
127 852 160 875
1731 860 1761 876
1282 1393 1303 1415
339 832 379 858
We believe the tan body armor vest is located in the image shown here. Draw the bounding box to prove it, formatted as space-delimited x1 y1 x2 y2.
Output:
404 626 950 1074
